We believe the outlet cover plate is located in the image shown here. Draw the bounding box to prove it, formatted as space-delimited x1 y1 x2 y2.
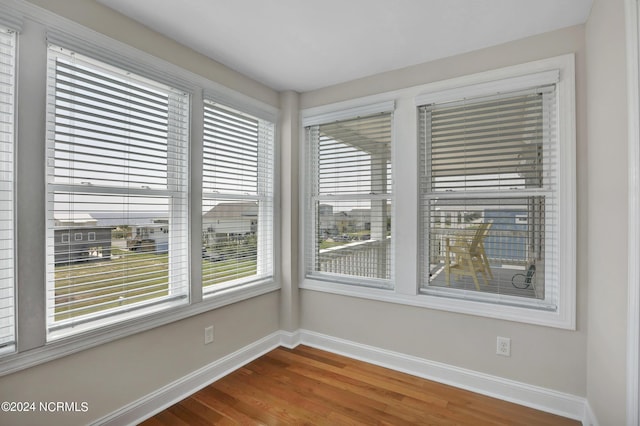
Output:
496 336 511 356
204 325 214 345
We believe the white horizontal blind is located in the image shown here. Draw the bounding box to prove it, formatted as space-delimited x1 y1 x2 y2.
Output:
306 112 393 285
427 86 553 192
0 28 15 353
202 101 274 290
420 85 558 307
45 45 189 337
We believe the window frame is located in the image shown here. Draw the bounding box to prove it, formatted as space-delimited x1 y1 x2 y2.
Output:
418 76 559 311
300 55 575 330
44 45 192 340
302 101 395 290
201 100 276 296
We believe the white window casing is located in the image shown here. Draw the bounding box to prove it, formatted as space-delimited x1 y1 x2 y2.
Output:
417 56 575 329
300 55 575 329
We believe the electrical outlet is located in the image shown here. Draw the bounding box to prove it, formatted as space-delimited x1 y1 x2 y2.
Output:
496 336 511 356
204 325 214 345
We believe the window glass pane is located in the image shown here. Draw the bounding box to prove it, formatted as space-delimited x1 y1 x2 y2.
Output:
317 115 392 195
420 85 558 307
46 46 189 337
307 111 393 285
426 88 552 192
314 200 391 280
202 103 274 290
0 28 15 354
425 197 546 300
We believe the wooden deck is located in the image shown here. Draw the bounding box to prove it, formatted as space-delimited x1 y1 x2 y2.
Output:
140 345 579 425
429 263 541 299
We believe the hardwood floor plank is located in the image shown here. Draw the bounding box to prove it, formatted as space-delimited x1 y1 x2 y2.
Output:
140 346 580 426
191 386 261 425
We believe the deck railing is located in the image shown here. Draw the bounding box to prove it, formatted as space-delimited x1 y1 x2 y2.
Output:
317 237 391 279
316 228 533 279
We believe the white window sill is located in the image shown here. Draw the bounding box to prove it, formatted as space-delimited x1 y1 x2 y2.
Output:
300 277 575 330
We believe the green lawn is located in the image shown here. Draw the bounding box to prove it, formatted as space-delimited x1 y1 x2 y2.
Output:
54 249 256 321
202 257 257 286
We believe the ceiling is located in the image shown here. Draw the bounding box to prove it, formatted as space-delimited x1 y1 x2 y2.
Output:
97 0 593 93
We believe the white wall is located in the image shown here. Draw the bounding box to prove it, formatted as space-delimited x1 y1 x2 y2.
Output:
300 24 589 396
585 0 629 424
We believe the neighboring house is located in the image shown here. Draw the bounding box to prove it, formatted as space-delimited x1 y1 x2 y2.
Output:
318 205 372 238
54 214 112 264
54 213 97 227
202 202 258 239
430 199 540 265
346 208 371 232
483 209 531 264
127 219 170 253
318 204 336 237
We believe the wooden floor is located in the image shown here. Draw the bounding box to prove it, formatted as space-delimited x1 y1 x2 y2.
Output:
140 345 579 425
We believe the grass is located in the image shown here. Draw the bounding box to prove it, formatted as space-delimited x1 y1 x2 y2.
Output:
54 248 257 321
202 257 257 286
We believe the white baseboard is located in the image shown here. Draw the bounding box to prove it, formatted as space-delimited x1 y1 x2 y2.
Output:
297 329 589 423
91 331 283 426
93 329 594 425
582 401 600 426
278 329 301 349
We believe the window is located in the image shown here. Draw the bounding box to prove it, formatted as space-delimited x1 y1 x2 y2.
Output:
305 106 393 288
88 232 96 241
45 45 190 339
419 72 565 311
201 102 274 291
0 28 15 355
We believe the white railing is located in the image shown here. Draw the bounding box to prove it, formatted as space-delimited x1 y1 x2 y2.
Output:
318 237 391 279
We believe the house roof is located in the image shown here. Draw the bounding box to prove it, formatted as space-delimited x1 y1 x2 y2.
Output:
202 202 258 219
54 213 97 224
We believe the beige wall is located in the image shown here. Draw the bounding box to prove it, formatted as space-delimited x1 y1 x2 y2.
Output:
300 24 589 396
26 0 278 107
0 292 280 425
585 0 629 423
